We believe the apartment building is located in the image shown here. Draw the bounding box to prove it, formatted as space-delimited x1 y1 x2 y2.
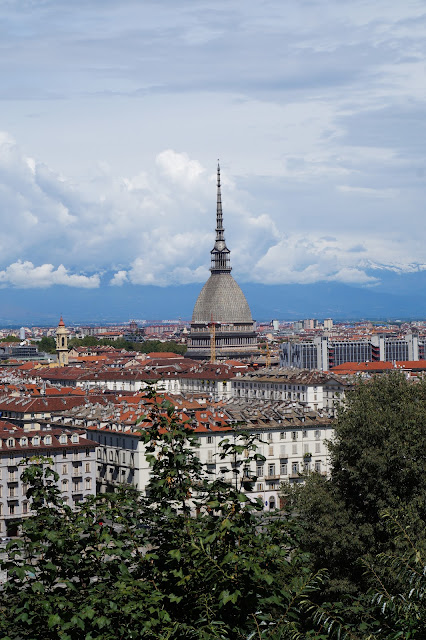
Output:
48 395 334 510
231 369 347 412
0 421 96 535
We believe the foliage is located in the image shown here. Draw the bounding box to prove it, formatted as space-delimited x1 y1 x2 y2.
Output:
286 373 426 596
0 336 21 342
34 336 57 354
68 336 187 355
0 396 325 640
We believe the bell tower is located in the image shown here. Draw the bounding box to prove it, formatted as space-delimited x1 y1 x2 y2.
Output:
56 316 69 366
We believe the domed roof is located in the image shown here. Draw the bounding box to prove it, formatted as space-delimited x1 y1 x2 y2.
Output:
192 273 253 324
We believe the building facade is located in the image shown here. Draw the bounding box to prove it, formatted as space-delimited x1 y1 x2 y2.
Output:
0 422 96 536
281 333 420 371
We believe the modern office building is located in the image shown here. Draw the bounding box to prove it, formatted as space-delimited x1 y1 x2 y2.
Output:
280 333 420 371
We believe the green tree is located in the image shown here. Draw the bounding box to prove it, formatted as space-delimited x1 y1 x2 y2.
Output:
35 336 57 354
287 373 426 596
1 396 325 640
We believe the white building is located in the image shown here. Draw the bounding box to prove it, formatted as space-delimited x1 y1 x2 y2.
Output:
52 396 334 511
0 421 97 536
231 369 347 412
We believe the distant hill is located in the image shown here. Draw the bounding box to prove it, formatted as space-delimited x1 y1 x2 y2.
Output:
2 268 426 324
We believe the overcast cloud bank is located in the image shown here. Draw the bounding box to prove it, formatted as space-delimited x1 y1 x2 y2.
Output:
0 1 425 298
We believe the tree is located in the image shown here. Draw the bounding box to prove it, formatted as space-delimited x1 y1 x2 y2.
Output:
1 396 325 640
287 373 426 596
35 336 57 354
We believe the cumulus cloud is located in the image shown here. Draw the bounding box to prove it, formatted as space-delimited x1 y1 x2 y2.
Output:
0 261 100 289
110 270 128 286
1 1 426 293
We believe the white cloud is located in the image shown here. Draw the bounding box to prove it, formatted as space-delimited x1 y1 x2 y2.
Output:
110 270 128 286
0 261 100 289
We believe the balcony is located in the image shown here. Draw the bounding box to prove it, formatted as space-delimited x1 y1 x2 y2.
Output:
265 475 280 481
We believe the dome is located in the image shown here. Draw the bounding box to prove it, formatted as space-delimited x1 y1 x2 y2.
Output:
192 273 253 324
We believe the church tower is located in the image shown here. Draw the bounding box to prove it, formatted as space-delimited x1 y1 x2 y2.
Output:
56 316 69 366
186 163 258 361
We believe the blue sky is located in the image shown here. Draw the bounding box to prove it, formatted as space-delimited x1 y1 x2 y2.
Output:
1 1 426 315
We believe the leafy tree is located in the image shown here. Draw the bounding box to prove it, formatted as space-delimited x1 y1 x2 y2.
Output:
67 336 187 355
286 373 426 596
0 336 21 342
35 336 57 354
309 508 426 640
1 396 325 640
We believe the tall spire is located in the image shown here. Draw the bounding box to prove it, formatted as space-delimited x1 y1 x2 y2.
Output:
210 161 231 273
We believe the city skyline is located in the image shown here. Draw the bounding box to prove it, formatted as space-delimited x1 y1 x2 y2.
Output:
1 1 426 319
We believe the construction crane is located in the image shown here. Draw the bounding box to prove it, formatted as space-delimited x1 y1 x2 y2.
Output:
208 315 218 363
265 342 271 369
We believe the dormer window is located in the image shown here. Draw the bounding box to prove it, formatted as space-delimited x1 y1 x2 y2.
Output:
60 435 67 444
20 437 28 447
7 438 15 447
44 436 52 445
71 434 78 443
32 436 40 446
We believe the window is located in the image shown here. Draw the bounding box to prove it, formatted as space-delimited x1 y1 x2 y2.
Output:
256 465 264 477
8 486 16 498
7 438 15 447
85 478 92 490
9 504 15 515
86 448 90 457
292 462 299 475
60 435 67 444
122 452 126 463
22 483 28 496
315 443 321 453
44 436 51 445
302 430 307 438
32 436 40 446
257 483 264 491
292 444 297 455
303 444 310 454
20 437 28 446
291 431 298 440
62 479 68 490
63 450 67 459
207 435 213 444
280 462 288 475
85 463 90 473
314 461 321 473
268 464 275 477
207 450 214 463
72 434 78 444
267 432 273 441
268 445 274 456
73 451 79 460
280 445 286 456
280 432 286 440
97 449 101 459
109 451 113 461
22 502 28 514
315 430 321 440
62 464 68 475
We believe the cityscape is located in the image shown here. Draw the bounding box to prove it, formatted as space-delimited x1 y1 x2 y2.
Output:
1 1 425 638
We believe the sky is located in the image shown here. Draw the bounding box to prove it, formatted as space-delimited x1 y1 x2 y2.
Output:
1 0 426 320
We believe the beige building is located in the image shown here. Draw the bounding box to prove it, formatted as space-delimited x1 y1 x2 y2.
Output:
0 421 96 536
